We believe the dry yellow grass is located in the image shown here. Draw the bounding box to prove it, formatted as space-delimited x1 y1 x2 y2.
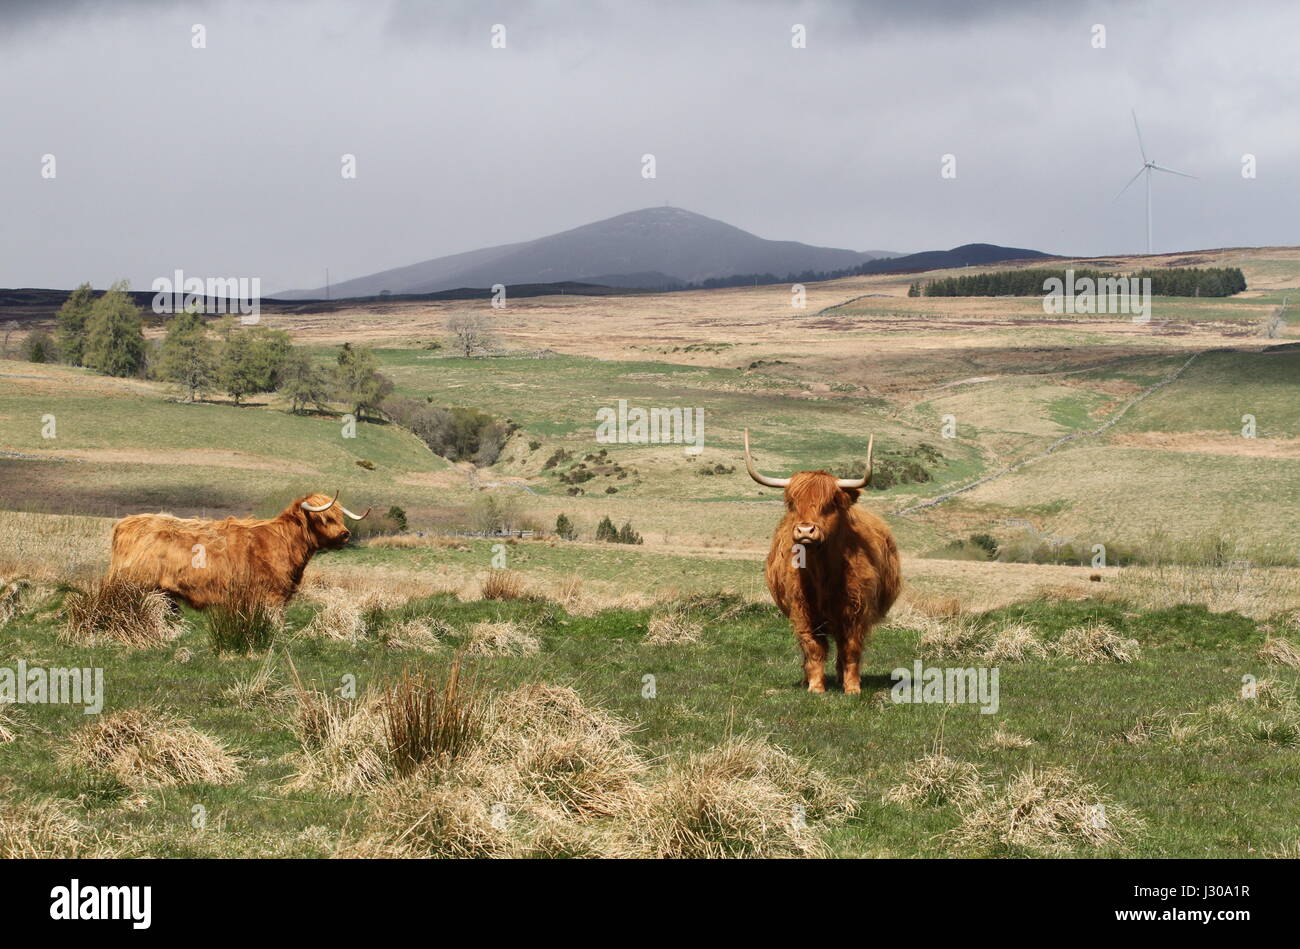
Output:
61 577 181 649
464 620 540 657
63 709 242 789
1054 621 1141 663
644 608 703 646
0 797 106 858
883 753 986 810
946 765 1144 855
1259 636 1300 667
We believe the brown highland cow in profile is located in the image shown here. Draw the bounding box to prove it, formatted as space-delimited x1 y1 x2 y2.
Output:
108 491 370 609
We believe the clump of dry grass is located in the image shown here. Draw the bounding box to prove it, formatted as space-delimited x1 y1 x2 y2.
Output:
917 614 1049 663
288 689 390 794
0 797 99 858
883 752 986 809
946 765 1143 855
1259 636 1300 668
984 722 1035 750
300 586 396 642
61 577 179 648
981 622 1047 662
222 653 293 710
1263 838 1300 858
350 682 648 857
364 534 471 552
0 704 27 744
917 612 988 659
644 608 703 646
380 618 448 652
383 660 482 778
482 683 648 820
636 736 854 858
63 709 242 789
480 570 528 601
0 577 37 627
345 679 853 859
464 620 540 657
1053 621 1141 663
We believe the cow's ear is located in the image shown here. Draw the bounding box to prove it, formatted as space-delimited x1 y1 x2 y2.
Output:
839 486 861 505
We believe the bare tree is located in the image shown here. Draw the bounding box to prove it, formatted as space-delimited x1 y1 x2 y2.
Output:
446 312 498 357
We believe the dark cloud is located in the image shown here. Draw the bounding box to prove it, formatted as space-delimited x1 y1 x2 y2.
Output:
0 0 1295 290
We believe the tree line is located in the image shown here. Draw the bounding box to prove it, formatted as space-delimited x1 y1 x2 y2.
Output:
11 281 514 466
914 266 1247 298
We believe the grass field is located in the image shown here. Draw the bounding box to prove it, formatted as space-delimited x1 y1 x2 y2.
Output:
1 245 1297 858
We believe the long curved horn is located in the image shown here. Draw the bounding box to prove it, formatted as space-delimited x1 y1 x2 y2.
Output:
340 504 371 520
743 429 790 488
300 490 338 513
835 435 874 489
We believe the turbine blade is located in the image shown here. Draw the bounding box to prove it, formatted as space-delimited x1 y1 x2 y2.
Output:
1149 163 1196 179
1114 166 1146 201
1131 109 1148 163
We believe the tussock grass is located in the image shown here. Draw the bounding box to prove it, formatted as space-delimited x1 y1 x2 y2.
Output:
222 652 293 710
61 576 179 648
917 612 988 659
205 580 283 655
1127 679 1300 749
481 683 648 820
644 608 703 646
380 618 448 652
480 569 528 601
946 765 1144 855
1054 621 1141 663
382 659 481 778
0 796 102 858
984 722 1034 750
638 736 854 859
344 679 852 859
1260 636 1300 667
464 620 540 657
0 703 27 744
1 577 38 627
288 690 389 794
301 586 398 642
982 622 1048 662
918 614 1052 664
63 709 242 789
883 753 986 810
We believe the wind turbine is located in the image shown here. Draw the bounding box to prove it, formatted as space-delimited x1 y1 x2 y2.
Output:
1116 109 1196 255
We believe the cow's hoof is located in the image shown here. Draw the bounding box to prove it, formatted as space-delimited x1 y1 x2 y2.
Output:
844 685 861 695
807 683 827 694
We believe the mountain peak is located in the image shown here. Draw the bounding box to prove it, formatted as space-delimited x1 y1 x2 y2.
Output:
278 207 876 298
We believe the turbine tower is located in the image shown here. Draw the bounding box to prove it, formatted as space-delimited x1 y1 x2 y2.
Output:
1116 110 1196 255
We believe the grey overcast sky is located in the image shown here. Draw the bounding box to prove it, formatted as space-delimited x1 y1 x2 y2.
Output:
1 0 1297 291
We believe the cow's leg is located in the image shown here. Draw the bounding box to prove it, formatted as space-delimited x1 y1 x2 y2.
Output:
793 617 828 693
840 623 865 694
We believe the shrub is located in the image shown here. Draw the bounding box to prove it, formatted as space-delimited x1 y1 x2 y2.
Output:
554 514 577 541
386 505 408 532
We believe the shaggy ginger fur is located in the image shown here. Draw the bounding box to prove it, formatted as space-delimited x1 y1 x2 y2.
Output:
108 493 358 608
762 472 901 694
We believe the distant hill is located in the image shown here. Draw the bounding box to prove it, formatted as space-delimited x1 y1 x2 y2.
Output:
276 207 884 299
859 243 1055 275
